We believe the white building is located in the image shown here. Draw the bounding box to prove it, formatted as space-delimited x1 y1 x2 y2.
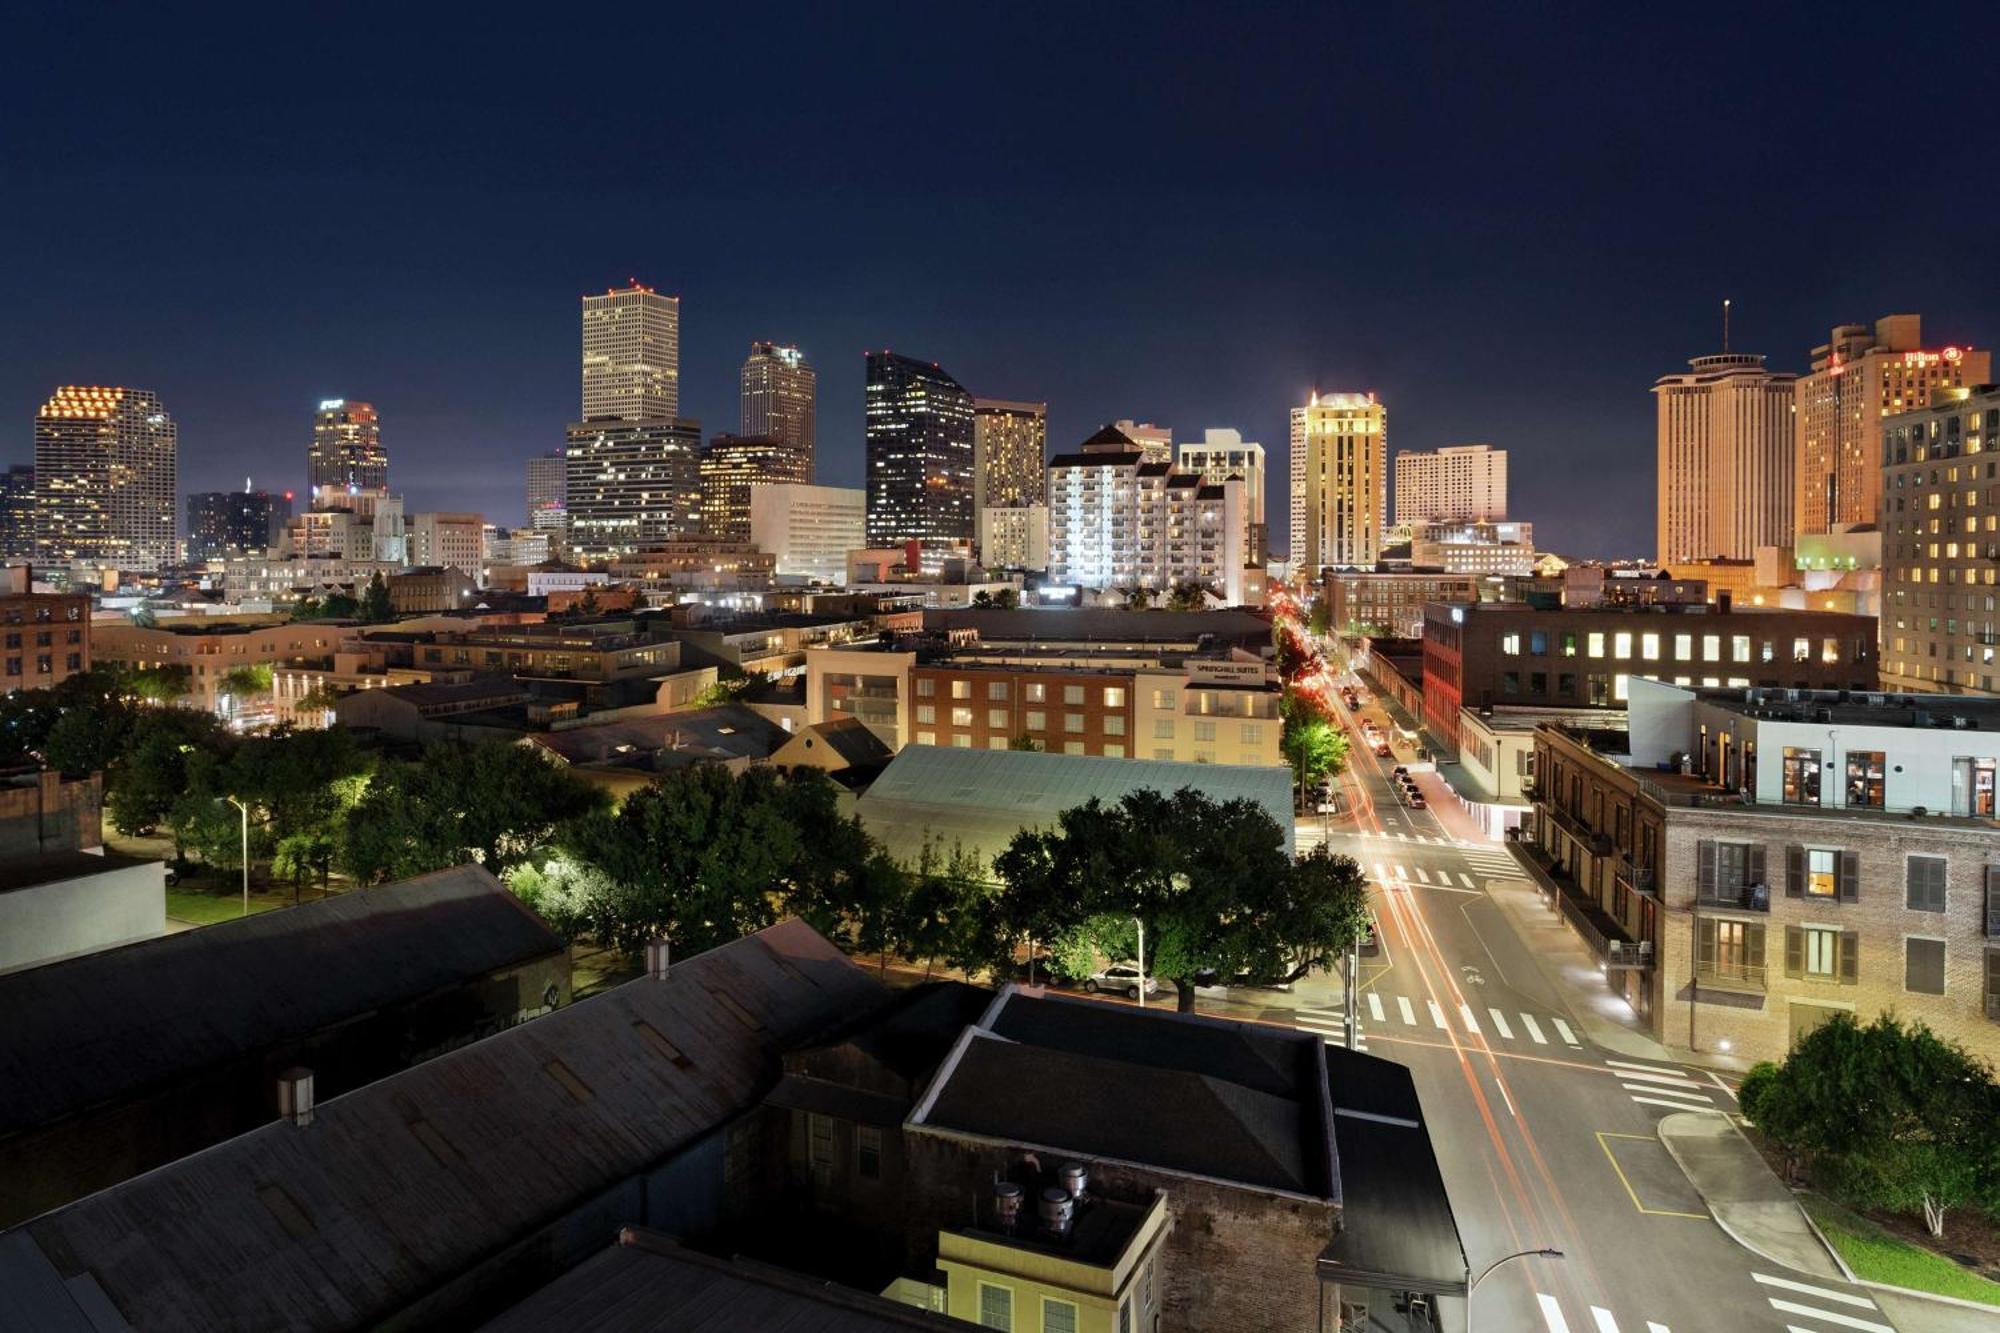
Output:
1047 427 1247 602
581 282 680 422
749 483 865 585
409 512 484 577
1393 443 1507 523
526 564 611 597
1408 520 1537 574
977 505 1049 572
1176 428 1266 564
1111 419 1173 464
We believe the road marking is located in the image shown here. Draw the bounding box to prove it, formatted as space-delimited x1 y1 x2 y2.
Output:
1488 1008 1514 1039
1752 1274 1877 1309
1373 862 1388 881
1552 1017 1580 1046
1522 1014 1547 1044
1606 1058 1687 1074
1415 867 1430 883
1622 1083 1710 1104
1648 1325 1670 1333
1613 1069 1705 1089
1537 1293 1571 1332
1428 1000 1448 1029
1395 864 1408 880
1459 872 1476 887
1596 1131 1709 1219
1630 1095 1723 1113
1367 992 1385 1022
1459 1004 1481 1033
1590 1309 1620 1333
1765 1301 1891 1333
1397 995 1416 1025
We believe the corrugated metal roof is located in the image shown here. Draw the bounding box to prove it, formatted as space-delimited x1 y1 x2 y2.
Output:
0 865 562 1140
6 920 885 1332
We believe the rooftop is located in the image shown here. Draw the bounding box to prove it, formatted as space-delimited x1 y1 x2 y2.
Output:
527 705 790 768
922 607 1271 645
1693 685 2000 731
0 849 156 895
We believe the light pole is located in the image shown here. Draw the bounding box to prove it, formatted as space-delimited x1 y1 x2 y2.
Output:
1134 916 1146 1009
224 796 249 917
1466 1247 1563 1333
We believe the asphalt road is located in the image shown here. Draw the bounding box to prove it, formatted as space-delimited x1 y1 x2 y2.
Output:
1211 656 1917 1333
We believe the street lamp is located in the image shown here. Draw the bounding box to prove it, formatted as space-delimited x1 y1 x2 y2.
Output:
1133 916 1146 1010
1466 1248 1564 1333
223 795 249 917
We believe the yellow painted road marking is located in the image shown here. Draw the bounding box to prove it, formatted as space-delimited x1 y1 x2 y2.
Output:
1595 1131 1707 1219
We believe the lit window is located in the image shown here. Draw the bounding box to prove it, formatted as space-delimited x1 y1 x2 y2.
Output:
1613 632 1632 659
951 680 971 700
951 707 973 727
1104 686 1125 707
1024 710 1045 731
1641 632 1660 661
1805 848 1837 898
1587 632 1606 658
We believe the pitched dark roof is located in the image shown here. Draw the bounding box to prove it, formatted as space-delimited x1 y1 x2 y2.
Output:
1047 449 1141 469
1319 1050 1469 1294
4 920 885 1332
782 717 894 770
1077 423 1138 450
0 865 560 1141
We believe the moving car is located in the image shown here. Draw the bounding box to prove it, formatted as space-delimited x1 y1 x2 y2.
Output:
1083 964 1159 999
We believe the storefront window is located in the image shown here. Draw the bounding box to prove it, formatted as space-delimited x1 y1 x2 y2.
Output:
1844 751 1885 808
1782 747 1821 804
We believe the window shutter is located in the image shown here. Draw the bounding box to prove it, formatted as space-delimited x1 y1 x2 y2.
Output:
1785 845 1805 898
1987 868 2000 937
1696 920 1715 969
1696 840 1717 899
1747 923 1766 967
1747 844 1767 890
1924 858 1947 912
1837 850 1860 903
1839 930 1859 985
1784 926 1803 979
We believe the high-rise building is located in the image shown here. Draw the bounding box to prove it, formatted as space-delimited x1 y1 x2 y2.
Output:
1880 384 2000 695
1176 429 1266 564
864 352 975 547
34 386 178 572
1654 355 1795 562
972 399 1048 514
1795 316 1987 537
186 488 293 561
308 400 388 499
740 342 816 477
1047 426 1247 602
1393 443 1508 525
749 483 866 584
563 418 703 561
1111 420 1173 464
581 283 680 422
699 434 811 541
0 465 35 561
1288 392 1385 570
976 505 1049 572
526 450 566 518
409 512 485 576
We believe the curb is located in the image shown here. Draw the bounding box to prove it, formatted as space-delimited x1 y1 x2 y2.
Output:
1654 1113 1844 1281
1795 1194 2000 1319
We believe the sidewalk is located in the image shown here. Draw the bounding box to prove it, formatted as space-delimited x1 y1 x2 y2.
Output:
1658 1112 1843 1278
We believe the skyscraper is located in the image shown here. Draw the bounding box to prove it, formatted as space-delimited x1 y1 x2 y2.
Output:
1393 444 1508 525
1653 354 1795 563
864 352 976 547
1112 420 1174 464
527 450 566 517
1795 315 1988 536
1176 428 1266 564
582 283 680 421
308 400 388 498
972 398 1047 511
563 419 703 561
700 434 811 541
186 487 293 561
1289 392 1385 570
34 386 178 572
740 342 816 476
1047 426 1247 602
0 465 34 561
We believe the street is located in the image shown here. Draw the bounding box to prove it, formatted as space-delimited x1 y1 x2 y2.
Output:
1209 659 1916 1333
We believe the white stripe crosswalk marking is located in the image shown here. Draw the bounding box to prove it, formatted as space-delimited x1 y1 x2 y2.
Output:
1373 863 1388 881
1537 1293 1571 1333
1488 1008 1514 1039
1415 867 1430 883
1623 1083 1709 1103
1552 1018 1580 1046
1606 1058 1685 1074
1394 831 1409 840
1459 872 1476 887
1630 1095 1722 1113
1752 1274 1877 1309
1765 1301 1891 1333
1614 1069 1705 1089
1397 996 1416 1025
1648 1324 1669 1333
1428 1000 1448 1029
1521 1014 1547 1043
1460 1004 1481 1034
1367 992 1385 1022
1590 1309 1620 1333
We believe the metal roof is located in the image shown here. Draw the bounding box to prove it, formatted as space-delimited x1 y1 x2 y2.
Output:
1 919 885 1331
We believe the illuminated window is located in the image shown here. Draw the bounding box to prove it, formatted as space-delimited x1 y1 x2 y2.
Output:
1805 848 1838 898
1702 635 1721 661
1641 632 1660 660
1674 633 1692 660
1024 710 1046 731
915 704 935 725
1561 632 1578 657
1587 632 1606 658
1613 632 1632 659
1501 632 1522 655
1732 635 1750 662
987 708 1007 729
1103 686 1125 707
951 680 971 700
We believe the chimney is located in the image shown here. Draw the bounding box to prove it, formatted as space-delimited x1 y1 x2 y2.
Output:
1038 1186 1074 1240
646 938 671 980
993 1180 1024 1234
277 1067 315 1127
1716 591 1732 614
1059 1161 1088 1201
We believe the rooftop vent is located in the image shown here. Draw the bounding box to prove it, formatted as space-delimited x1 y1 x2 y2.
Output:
1059 1161 1089 1201
993 1180 1024 1234
1039 1186 1075 1239
646 938 671 980
277 1067 315 1127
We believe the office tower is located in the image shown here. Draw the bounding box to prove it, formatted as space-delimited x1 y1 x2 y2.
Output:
308 400 389 498
740 342 816 477
1048 426 1247 602
700 433 811 541
185 487 293 561
749 483 866 584
563 418 703 560
409 512 485 575
1796 316 1987 536
976 505 1049 572
864 352 976 546
1880 384 2000 695
972 399 1047 511
527 450 566 517
1288 392 1385 570
1110 419 1173 464
1653 354 1795 563
581 282 679 421
1393 443 1508 525
34 386 178 572
0 465 34 560
1176 428 1266 564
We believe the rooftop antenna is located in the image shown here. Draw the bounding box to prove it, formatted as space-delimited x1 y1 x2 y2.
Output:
1722 299 1732 353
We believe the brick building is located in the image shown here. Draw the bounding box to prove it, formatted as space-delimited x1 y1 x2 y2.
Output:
1322 569 1478 638
0 567 89 693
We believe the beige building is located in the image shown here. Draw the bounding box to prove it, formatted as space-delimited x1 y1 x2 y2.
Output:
1289 392 1385 570
408 512 484 576
1109 419 1172 464
581 282 679 422
1175 428 1266 564
1654 354 1796 562
738 342 815 477
94 618 365 724
976 504 1048 572
34 386 177 573
749 483 864 584
1881 383 2000 694
1796 315 1988 537
972 399 1047 511
1046 427 1247 602
1393 443 1506 524
699 434 810 542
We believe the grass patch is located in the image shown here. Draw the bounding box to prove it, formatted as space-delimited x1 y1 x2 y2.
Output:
165 888 279 926
1802 1194 2000 1307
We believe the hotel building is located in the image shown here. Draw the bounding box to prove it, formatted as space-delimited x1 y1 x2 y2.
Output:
581 283 680 422
1393 443 1506 524
1289 392 1385 571
1654 353 1797 562
1176 428 1266 564
33 386 177 573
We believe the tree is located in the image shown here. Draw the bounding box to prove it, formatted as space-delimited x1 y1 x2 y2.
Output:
1282 709 1347 797
219 663 274 703
293 684 343 716
893 838 991 978
1165 581 1207 613
970 590 996 609
360 570 394 623
124 663 193 704
1007 733 1043 752
106 707 230 838
1120 585 1152 611
1307 598 1332 639
991 587 1020 610
294 591 360 621
575 586 602 617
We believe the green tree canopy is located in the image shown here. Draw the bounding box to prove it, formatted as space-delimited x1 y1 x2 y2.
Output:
360 571 394 624
219 663 274 699
1281 702 1348 796
1165 581 1207 612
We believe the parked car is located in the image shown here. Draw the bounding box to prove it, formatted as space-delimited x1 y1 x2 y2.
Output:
1084 964 1159 999
1357 915 1380 956
1374 742 1393 757
1406 793 1427 809
1391 766 1409 779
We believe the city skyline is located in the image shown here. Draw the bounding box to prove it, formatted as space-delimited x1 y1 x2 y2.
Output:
4 8 1992 559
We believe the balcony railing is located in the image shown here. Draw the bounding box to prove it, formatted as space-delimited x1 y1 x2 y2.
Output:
1696 883 1771 912
1697 961 1767 992
1615 862 1655 898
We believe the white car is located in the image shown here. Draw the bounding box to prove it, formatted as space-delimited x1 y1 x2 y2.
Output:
1083 964 1160 999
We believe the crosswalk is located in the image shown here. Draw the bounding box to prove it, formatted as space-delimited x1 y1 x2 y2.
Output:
1535 1293 1672 1332
1369 853 1521 890
1751 1271 1892 1333
1348 829 1481 847
1603 1056 1728 1116
1293 993 1582 1050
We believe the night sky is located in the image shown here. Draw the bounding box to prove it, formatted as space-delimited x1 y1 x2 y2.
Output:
2 4 1993 558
